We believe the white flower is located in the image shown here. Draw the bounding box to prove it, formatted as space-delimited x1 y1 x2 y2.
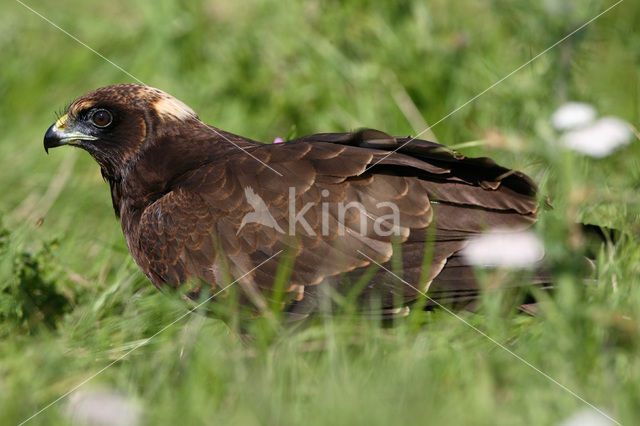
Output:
66 388 141 426
551 102 597 131
558 408 615 426
462 230 544 268
561 117 633 158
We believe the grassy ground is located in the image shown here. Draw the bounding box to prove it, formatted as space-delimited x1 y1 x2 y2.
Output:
1 0 639 424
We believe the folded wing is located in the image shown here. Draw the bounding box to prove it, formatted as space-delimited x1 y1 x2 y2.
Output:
135 129 538 314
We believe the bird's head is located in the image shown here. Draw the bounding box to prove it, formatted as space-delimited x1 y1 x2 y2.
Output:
44 84 199 179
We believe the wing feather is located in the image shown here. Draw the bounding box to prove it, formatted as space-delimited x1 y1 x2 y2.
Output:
132 129 538 314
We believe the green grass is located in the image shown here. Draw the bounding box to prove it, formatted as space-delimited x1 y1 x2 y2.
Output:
1 0 639 424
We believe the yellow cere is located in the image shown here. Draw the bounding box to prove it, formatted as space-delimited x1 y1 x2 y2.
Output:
55 113 68 130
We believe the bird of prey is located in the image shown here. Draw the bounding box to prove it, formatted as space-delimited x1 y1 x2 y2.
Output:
44 84 539 318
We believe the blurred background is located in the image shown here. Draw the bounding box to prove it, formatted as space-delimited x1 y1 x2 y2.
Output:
1 0 639 424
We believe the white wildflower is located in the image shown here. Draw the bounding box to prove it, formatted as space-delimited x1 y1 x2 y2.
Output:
551 102 597 131
558 408 615 426
561 117 633 158
462 230 544 268
66 388 141 426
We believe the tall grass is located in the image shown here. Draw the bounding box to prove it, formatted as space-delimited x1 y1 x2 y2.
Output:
1 0 639 424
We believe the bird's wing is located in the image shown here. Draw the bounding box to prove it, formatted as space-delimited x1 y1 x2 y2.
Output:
136 129 537 312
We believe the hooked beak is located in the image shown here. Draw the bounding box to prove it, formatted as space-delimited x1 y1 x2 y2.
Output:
44 114 97 153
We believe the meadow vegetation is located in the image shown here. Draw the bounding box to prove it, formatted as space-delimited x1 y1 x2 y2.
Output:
1 0 639 424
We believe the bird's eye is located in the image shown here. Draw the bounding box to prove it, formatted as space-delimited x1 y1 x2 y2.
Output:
90 109 112 128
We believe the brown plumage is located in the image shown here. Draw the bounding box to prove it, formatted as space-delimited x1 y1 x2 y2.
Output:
44 84 539 318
